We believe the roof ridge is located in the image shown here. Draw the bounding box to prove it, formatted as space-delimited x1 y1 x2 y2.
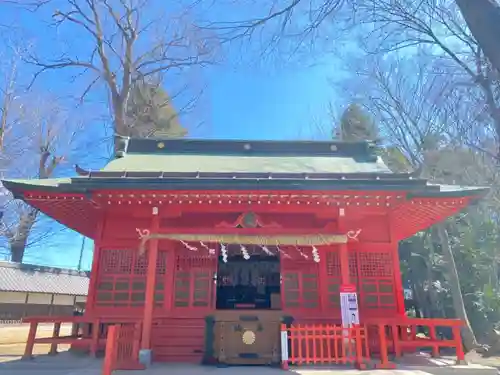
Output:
0 261 89 278
114 136 379 159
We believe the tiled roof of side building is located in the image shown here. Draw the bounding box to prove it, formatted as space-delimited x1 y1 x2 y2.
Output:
0 261 90 296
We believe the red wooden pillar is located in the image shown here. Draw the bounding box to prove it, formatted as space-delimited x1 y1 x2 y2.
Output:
163 241 176 311
85 216 105 318
390 241 406 315
338 208 350 286
339 243 350 286
318 246 329 313
141 212 160 352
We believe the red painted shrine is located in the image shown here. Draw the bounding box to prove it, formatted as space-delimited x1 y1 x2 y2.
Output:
3 137 487 368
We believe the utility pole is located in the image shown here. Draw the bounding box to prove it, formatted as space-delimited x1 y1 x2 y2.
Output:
77 235 86 271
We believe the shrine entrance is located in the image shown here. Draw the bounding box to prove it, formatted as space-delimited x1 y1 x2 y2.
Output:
212 245 283 365
215 246 281 310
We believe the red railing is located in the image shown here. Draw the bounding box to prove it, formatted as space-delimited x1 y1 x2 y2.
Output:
280 324 370 369
365 318 466 365
102 323 144 375
21 316 140 359
280 318 466 370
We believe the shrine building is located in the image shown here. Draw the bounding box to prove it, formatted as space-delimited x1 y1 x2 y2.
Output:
2 136 487 368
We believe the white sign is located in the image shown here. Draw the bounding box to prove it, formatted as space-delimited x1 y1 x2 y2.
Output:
340 291 360 327
280 330 288 361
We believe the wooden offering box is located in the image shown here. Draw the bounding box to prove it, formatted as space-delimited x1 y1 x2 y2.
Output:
213 310 283 365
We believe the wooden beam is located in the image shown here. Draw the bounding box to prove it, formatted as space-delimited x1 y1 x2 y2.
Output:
137 226 351 236
337 208 350 286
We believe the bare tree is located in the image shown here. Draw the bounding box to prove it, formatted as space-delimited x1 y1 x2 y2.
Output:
26 0 219 138
338 51 500 350
209 0 500 70
207 0 500 155
0 51 81 262
454 0 500 74
0 94 81 263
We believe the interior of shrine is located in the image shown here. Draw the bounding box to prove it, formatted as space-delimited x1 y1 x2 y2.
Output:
215 245 281 310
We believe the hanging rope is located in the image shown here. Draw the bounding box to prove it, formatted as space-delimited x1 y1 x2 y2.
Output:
200 241 216 255
261 245 274 256
180 240 197 251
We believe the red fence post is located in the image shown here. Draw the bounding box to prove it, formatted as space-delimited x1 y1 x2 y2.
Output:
49 322 61 356
22 321 38 360
374 324 396 369
452 327 467 365
429 325 439 357
90 319 100 357
392 324 401 358
354 326 367 370
102 325 119 375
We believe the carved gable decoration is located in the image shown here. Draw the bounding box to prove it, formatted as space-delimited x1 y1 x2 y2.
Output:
216 212 282 229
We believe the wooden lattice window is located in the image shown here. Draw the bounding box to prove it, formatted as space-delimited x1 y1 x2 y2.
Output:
282 261 319 309
95 249 167 307
325 250 341 309
173 254 215 308
358 252 395 311
324 250 359 309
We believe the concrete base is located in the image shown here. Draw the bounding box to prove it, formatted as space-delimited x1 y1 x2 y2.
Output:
400 363 497 375
138 349 152 368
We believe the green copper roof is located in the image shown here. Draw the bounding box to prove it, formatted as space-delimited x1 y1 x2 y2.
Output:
102 154 392 174
105 137 391 174
0 138 489 199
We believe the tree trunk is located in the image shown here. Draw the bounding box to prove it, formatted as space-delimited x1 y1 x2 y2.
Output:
10 239 28 263
426 238 446 318
436 224 478 351
455 0 500 73
9 208 37 263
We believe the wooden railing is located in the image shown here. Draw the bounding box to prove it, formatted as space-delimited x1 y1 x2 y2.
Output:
364 317 466 367
21 316 140 360
280 318 466 370
102 323 145 375
280 323 370 369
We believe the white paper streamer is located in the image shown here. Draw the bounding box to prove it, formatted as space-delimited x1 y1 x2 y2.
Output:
312 246 320 263
221 243 228 263
240 244 250 260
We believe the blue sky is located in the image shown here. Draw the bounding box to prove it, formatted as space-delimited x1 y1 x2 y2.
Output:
0 1 351 270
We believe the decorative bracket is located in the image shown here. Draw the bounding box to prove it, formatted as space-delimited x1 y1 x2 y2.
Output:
136 228 151 240
346 229 362 241
216 212 282 229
